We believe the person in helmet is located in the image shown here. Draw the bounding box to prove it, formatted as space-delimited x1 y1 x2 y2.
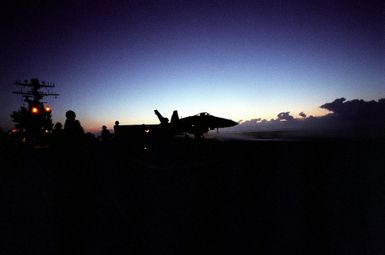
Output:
100 125 111 143
64 110 84 138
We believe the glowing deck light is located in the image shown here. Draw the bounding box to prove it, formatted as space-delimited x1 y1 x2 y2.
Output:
31 107 39 114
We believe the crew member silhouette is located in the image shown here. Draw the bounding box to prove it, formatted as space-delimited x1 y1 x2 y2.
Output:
51 122 65 148
100 125 111 143
64 110 84 139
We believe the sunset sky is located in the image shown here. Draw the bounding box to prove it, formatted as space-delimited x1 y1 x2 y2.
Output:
1 0 383 132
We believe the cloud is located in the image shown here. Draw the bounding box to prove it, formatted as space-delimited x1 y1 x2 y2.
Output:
240 118 261 125
227 96 385 138
277 112 294 121
320 97 385 122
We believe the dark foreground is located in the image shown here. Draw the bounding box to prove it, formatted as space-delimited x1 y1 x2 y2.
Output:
1 138 385 254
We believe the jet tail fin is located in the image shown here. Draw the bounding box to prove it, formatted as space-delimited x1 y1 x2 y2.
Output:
154 109 169 124
171 110 179 124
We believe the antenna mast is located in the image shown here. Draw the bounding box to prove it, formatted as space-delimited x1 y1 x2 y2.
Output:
13 78 59 105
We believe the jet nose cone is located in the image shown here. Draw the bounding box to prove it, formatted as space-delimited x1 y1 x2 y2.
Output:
229 120 238 127
222 119 238 127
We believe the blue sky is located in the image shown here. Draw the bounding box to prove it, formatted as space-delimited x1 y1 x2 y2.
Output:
1 0 383 132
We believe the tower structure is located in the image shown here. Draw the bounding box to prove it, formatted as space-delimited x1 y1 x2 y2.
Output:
11 78 59 140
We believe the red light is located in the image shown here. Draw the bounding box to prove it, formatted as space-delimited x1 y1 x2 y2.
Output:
31 107 39 114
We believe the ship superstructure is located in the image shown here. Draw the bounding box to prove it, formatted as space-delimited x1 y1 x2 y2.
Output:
11 78 59 142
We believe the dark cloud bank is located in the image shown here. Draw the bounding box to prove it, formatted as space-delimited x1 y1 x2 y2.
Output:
226 97 385 138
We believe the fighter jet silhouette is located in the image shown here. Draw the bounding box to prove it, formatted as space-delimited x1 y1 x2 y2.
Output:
114 110 238 141
155 110 238 138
